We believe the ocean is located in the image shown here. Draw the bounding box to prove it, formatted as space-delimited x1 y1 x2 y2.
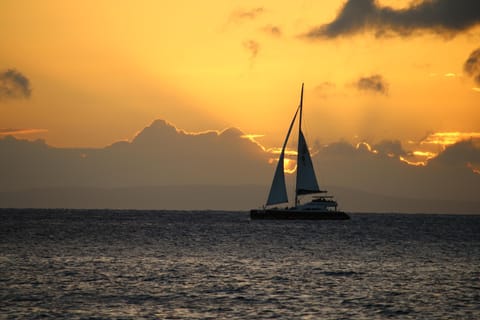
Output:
1 209 479 319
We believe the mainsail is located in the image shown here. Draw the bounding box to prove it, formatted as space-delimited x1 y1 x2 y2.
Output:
296 130 320 195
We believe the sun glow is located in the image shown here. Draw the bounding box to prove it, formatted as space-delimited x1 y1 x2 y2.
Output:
267 157 297 174
241 134 265 142
444 73 457 77
421 132 480 147
356 142 379 154
268 148 298 156
283 158 297 174
399 132 480 170
399 156 426 167
399 150 436 167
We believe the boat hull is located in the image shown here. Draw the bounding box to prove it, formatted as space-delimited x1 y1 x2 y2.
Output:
250 209 350 220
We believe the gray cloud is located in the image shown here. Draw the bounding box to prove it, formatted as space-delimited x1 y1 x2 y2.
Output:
314 81 336 99
243 40 260 62
464 47 480 85
0 119 271 192
373 140 407 157
355 74 388 95
430 139 480 167
230 7 265 23
1 120 479 212
262 24 282 37
304 0 480 39
0 69 32 100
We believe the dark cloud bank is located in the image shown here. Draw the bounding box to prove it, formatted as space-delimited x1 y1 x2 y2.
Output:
305 0 480 39
0 69 31 100
1 119 479 213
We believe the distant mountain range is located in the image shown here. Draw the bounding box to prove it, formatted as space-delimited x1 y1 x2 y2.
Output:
0 185 478 214
1 119 479 213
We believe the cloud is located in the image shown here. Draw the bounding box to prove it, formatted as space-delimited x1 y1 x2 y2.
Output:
373 140 407 157
230 7 265 23
304 0 480 39
0 69 32 100
243 40 260 62
262 24 282 37
355 74 388 95
464 47 480 85
0 128 48 136
0 119 272 191
1 120 480 212
430 139 480 168
421 131 480 146
315 81 335 90
314 81 336 98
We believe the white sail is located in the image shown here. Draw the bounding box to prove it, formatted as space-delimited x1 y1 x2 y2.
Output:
296 130 320 195
266 106 299 206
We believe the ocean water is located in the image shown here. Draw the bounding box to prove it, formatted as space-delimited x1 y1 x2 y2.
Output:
1 209 479 319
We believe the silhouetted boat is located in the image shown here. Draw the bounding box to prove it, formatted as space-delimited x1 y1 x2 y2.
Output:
251 84 349 220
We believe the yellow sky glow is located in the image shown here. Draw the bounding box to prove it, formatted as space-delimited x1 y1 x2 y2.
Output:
1 0 479 150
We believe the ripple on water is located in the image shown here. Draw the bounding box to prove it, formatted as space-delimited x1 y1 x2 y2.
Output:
1 209 479 319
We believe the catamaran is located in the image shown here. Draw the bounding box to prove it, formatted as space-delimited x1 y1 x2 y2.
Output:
250 84 350 220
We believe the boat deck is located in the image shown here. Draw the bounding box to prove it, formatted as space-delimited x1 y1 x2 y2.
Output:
250 209 350 220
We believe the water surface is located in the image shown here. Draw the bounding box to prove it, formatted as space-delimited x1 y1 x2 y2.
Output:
1 209 479 319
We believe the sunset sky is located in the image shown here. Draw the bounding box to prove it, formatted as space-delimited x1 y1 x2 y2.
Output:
1 0 480 157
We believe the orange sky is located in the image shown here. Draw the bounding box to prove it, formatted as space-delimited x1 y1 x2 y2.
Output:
1 0 479 151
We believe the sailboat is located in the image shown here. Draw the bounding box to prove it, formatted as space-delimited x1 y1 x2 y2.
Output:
250 84 350 220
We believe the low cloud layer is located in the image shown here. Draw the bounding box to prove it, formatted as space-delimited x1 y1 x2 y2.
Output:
304 0 480 39
355 74 388 95
1 119 479 213
0 69 32 100
464 48 480 85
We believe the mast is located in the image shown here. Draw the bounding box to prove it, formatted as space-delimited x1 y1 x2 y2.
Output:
299 83 304 133
295 83 304 206
295 83 321 205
